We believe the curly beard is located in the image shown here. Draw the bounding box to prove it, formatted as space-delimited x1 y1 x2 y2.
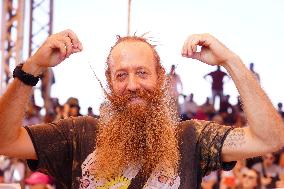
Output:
91 79 180 179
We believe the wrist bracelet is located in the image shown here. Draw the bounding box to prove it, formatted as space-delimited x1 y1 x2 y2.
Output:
13 63 41 86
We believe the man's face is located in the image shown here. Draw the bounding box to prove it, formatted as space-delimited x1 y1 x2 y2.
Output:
263 153 275 166
108 41 158 107
241 169 258 188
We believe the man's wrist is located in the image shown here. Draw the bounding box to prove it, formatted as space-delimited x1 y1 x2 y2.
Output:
222 54 241 70
22 59 45 77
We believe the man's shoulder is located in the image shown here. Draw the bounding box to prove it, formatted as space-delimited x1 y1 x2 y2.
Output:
178 119 211 135
47 116 99 133
177 119 233 142
69 115 99 129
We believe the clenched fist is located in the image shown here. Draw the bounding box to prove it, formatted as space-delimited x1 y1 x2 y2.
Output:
23 29 83 76
181 33 237 66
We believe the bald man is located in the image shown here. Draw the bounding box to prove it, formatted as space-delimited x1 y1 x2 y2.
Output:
0 30 283 189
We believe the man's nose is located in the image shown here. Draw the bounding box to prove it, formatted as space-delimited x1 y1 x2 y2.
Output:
126 75 140 91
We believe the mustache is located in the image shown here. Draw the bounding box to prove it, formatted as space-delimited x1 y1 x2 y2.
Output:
108 88 160 107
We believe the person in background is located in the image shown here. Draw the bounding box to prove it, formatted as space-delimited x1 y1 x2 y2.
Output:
249 63 260 83
167 64 183 113
201 171 218 189
276 151 284 188
277 102 284 120
204 65 229 108
25 172 54 189
252 153 280 189
238 168 261 189
63 97 82 118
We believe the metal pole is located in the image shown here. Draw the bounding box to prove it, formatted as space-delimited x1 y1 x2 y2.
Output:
0 1 6 95
49 0 54 35
28 0 33 57
127 0 132 36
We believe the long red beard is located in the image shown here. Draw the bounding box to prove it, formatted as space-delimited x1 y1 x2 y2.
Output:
91 84 180 179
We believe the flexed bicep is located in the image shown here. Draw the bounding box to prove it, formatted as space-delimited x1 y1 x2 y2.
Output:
221 127 279 162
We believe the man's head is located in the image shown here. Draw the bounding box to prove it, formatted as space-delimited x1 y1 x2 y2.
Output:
188 93 194 102
66 97 80 116
249 63 254 71
93 36 179 179
278 102 283 110
241 169 260 189
262 153 275 167
170 64 176 74
105 36 165 108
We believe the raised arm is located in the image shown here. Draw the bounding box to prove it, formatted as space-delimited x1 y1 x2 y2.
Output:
0 29 83 159
181 33 284 161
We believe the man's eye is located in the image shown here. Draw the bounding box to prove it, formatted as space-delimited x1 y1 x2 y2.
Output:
116 73 127 79
137 71 147 76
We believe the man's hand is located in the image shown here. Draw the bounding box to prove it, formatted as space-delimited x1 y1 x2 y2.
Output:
23 29 83 76
181 33 236 66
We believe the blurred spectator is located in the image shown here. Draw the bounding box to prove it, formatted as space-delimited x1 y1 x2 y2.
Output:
167 65 183 112
233 96 244 114
219 161 246 189
200 97 216 120
234 113 247 128
23 102 42 126
193 108 209 120
277 102 284 119
54 104 64 121
239 168 261 189
212 114 224 124
25 172 54 189
220 170 237 189
201 171 218 189
0 170 4 183
63 97 82 118
87 107 95 117
249 63 260 82
87 107 99 118
3 158 25 184
40 68 55 116
278 151 284 173
180 93 198 120
219 95 233 114
276 151 284 188
204 66 229 108
252 153 280 189
4 62 11 84
219 95 235 125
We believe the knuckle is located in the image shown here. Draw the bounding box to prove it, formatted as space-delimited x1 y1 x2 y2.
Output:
203 33 212 39
66 29 72 33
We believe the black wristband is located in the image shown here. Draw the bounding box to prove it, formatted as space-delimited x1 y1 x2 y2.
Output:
13 63 41 86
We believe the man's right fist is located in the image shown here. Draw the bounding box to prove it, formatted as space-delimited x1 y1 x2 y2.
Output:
23 29 83 76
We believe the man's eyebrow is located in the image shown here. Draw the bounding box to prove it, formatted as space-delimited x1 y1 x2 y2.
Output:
114 66 150 73
113 69 127 75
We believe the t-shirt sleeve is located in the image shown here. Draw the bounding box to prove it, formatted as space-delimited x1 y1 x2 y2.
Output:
193 119 236 176
24 116 88 186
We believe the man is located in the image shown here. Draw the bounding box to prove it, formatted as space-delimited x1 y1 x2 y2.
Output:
204 65 229 108
0 30 283 189
167 65 183 113
249 62 260 82
252 153 280 189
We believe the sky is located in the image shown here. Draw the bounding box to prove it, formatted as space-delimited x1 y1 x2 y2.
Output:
1 0 284 115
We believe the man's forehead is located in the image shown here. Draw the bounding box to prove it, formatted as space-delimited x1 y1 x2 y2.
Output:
111 41 154 56
109 41 155 65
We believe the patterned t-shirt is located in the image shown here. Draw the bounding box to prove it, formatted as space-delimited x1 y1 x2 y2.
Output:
25 116 235 189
